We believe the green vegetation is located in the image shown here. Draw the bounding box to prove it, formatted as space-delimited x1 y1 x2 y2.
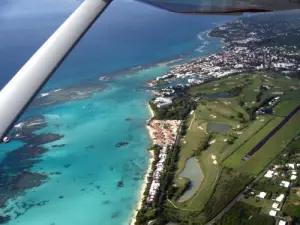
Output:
241 196 273 209
150 91 197 120
239 110 300 175
222 116 283 169
219 116 273 161
156 80 169 86
217 202 275 225
139 72 300 225
252 177 286 194
283 204 300 217
203 168 252 221
136 145 181 225
274 99 300 116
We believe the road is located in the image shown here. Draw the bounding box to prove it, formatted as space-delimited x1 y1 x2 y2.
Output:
205 172 263 225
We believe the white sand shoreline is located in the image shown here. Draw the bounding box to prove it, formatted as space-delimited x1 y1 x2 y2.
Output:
129 104 155 225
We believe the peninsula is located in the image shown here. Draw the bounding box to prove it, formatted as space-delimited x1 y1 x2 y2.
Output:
134 10 300 225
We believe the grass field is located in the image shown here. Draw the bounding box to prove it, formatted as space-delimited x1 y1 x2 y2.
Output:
172 99 237 210
219 115 273 162
240 75 262 106
189 75 249 96
164 73 300 224
172 111 219 210
241 196 275 215
222 116 283 169
239 110 300 174
217 201 275 225
273 99 300 116
203 168 252 221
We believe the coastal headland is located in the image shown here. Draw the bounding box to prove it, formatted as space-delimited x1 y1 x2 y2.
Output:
133 10 300 225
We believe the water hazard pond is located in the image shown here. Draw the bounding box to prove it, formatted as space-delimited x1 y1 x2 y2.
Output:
178 157 203 202
207 122 230 134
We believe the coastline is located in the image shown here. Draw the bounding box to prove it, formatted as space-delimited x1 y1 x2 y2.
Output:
129 104 155 225
128 24 227 225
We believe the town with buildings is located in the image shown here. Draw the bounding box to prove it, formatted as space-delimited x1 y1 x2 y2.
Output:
245 158 300 225
148 13 300 111
146 120 181 205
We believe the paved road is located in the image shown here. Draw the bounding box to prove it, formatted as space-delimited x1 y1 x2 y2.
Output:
205 173 263 225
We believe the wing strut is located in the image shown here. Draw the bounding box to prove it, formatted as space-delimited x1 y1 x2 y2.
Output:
0 0 112 140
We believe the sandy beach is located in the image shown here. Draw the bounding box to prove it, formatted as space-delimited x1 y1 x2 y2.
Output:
129 104 155 225
148 103 155 118
129 150 154 225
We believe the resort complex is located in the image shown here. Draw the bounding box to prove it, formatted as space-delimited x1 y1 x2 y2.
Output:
147 120 181 147
146 120 181 205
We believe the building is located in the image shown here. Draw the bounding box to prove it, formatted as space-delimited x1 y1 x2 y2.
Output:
276 194 285 202
257 192 267 199
280 181 290 188
269 210 277 217
279 220 287 225
153 97 172 108
291 175 297 180
272 203 280 211
287 163 295 169
264 170 274 178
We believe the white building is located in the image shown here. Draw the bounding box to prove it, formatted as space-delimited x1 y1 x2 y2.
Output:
272 203 280 211
264 170 274 178
153 97 172 108
287 163 295 169
291 175 297 180
276 194 285 202
280 181 290 188
269 210 277 217
279 220 287 225
257 192 267 199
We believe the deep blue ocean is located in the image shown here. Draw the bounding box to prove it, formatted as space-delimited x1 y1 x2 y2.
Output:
0 0 238 224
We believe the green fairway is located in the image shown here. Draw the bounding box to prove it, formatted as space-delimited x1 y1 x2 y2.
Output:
162 73 300 224
222 116 283 169
239 110 300 174
189 75 250 96
172 101 235 210
219 115 273 162
240 75 262 106
273 100 300 116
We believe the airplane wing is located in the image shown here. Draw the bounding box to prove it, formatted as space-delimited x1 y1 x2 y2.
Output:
137 0 300 14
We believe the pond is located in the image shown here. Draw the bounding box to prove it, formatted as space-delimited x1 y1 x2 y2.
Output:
207 122 230 134
177 157 203 202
